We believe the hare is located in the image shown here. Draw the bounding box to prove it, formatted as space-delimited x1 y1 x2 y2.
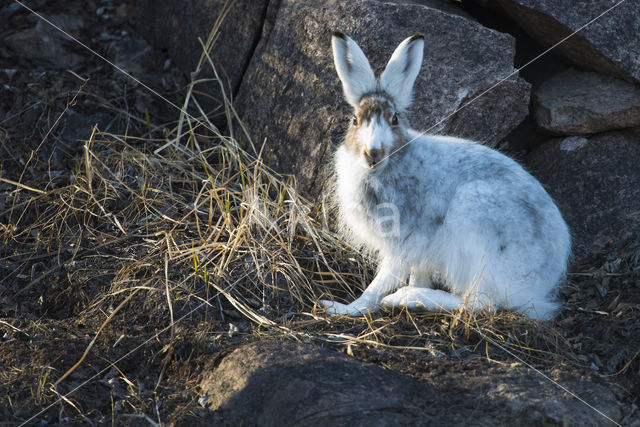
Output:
321 32 571 320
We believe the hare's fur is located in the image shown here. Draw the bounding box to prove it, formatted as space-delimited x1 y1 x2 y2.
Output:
321 33 570 320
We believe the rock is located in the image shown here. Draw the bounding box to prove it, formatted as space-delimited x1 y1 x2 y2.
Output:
106 36 156 82
51 112 113 169
4 14 86 68
234 0 530 197
528 129 640 263
0 3 23 21
135 0 269 123
394 0 475 18
199 340 624 425
534 69 640 135
199 340 438 425
495 0 640 83
460 368 623 426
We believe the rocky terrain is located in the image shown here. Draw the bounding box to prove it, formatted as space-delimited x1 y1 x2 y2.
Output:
1 0 639 425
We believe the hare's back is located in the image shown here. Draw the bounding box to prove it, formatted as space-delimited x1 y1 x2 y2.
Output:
412 133 569 257
409 132 565 230
410 133 544 191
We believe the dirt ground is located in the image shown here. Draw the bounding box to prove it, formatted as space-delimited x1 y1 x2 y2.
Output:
1 0 639 425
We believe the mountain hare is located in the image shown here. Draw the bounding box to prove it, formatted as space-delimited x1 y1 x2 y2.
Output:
321 32 570 320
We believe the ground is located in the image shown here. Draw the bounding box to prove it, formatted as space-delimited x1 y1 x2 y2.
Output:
0 0 639 425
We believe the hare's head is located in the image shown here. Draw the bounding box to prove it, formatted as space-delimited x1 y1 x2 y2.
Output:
332 32 424 169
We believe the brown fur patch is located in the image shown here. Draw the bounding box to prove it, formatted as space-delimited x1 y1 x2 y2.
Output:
344 94 403 155
357 96 393 125
345 127 360 153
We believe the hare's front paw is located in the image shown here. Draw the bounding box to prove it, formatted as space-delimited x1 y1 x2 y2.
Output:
320 299 371 316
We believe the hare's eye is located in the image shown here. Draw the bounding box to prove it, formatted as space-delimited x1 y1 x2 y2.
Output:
391 113 399 126
352 116 358 126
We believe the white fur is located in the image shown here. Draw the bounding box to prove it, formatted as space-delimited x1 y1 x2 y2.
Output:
322 34 571 320
332 33 377 108
380 35 424 112
357 114 394 168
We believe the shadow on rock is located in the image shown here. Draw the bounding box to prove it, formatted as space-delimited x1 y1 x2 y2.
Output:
198 339 623 426
199 340 437 425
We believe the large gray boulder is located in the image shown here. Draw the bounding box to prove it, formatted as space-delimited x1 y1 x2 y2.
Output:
495 0 640 83
199 340 623 426
234 0 530 197
528 129 640 263
136 0 269 121
534 69 640 135
200 340 438 425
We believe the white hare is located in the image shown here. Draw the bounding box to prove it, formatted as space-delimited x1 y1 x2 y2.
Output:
321 32 571 320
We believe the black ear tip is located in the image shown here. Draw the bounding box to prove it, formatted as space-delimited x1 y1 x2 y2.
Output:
410 33 425 42
332 31 346 40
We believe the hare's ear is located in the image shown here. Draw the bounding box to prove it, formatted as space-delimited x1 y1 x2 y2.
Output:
380 34 424 112
332 32 376 108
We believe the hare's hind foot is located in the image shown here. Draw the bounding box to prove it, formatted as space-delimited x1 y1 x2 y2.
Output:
380 287 465 313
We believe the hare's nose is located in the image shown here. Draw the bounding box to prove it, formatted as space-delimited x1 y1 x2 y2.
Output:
364 147 384 166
